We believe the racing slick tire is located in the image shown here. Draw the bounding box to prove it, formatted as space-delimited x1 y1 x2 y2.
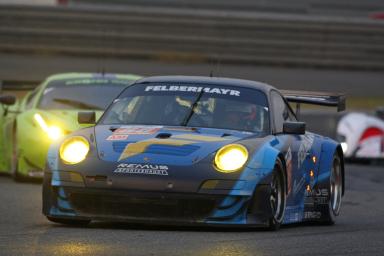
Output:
267 159 287 230
323 154 343 225
46 216 91 226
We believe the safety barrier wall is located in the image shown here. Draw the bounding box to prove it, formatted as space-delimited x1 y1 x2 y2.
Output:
68 0 384 17
1 4 384 69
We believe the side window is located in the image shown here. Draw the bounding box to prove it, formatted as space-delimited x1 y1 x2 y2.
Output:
25 87 39 109
271 91 295 133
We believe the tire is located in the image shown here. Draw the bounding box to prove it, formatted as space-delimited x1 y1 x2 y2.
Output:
323 154 343 225
268 159 287 230
47 216 91 226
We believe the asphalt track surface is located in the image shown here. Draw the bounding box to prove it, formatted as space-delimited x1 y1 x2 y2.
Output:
0 164 383 256
1 53 384 97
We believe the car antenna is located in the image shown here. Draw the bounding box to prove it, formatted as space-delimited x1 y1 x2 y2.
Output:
215 54 221 77
98 28 107 75
209 54 221 78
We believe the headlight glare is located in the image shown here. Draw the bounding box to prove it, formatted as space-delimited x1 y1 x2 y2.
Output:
214 144 248 173
60 136 90 164
47 126 63 140
34 113 64 141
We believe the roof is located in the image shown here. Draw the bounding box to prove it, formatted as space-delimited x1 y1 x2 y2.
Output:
45 72 141 83
135 76 276 94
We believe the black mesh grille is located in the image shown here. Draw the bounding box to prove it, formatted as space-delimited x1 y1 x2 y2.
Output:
69 192 221 221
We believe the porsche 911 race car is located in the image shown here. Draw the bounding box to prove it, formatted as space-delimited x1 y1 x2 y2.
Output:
337 107 384 161
43 76 345 230
0 73 141 180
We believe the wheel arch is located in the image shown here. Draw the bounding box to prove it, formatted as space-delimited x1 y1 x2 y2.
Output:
319 140 345 196
335 145 345 196
276 153 288 196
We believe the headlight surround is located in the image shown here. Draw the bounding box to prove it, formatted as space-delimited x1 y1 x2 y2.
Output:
214 144 249 173
59 136 90 165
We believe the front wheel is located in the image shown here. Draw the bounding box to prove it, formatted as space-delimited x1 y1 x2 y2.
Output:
268 159 287 230
323 154 343 225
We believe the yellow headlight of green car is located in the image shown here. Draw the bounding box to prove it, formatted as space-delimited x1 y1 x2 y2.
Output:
60 136 90 165
34 113 64 141
214 144 249 173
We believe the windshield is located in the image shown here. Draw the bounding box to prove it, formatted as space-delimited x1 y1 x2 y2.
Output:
101 83 270 134
38 78 133 110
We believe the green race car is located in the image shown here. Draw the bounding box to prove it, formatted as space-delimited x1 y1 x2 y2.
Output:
0 73 141 180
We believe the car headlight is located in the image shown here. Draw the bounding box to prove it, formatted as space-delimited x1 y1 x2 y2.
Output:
59 136 90 164
34 113 64 140
214 144 249 173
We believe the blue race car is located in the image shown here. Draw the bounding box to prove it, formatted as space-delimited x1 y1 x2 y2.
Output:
43 76 345 230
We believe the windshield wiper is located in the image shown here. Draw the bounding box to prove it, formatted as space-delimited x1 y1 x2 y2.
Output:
181 90 204 126
53 98 103 110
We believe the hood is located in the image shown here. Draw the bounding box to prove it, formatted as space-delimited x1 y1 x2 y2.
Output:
94 125 257 165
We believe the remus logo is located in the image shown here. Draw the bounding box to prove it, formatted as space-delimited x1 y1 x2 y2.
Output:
114 163 169 176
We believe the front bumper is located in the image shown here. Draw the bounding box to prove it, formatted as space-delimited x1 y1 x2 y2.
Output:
43 172 272 227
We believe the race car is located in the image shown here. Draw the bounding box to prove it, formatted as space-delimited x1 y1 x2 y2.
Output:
43 76 345 230
0 73 141 180
337 107 384 161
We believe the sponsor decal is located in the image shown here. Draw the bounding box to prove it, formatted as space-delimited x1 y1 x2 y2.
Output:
298 134 315 168
293 176 305 195
107 135 129 141
114 126 162 135
114 163 169 176
304 211 322 219
118 134 228 161
305 189 329 205
65 79 130 86
144 85 240 96
305 188 329 197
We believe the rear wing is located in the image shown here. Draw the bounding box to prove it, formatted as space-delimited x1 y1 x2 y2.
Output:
281 90 346 113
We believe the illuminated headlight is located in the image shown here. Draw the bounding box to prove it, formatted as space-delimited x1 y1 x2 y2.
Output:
60 136 90 164
34 113 64 140
341 142 348 153
214 144 248 173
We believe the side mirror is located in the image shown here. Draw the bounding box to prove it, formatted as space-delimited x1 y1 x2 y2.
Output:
376 107 384 120
283 121 306 135
78 111 96 124
0 95 16 106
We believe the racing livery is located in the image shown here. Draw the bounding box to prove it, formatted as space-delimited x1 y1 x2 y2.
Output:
337 108 384 161
43 76 345 230
0 73 141 179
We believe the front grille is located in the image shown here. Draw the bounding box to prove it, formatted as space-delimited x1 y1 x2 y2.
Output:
69 192 220 221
